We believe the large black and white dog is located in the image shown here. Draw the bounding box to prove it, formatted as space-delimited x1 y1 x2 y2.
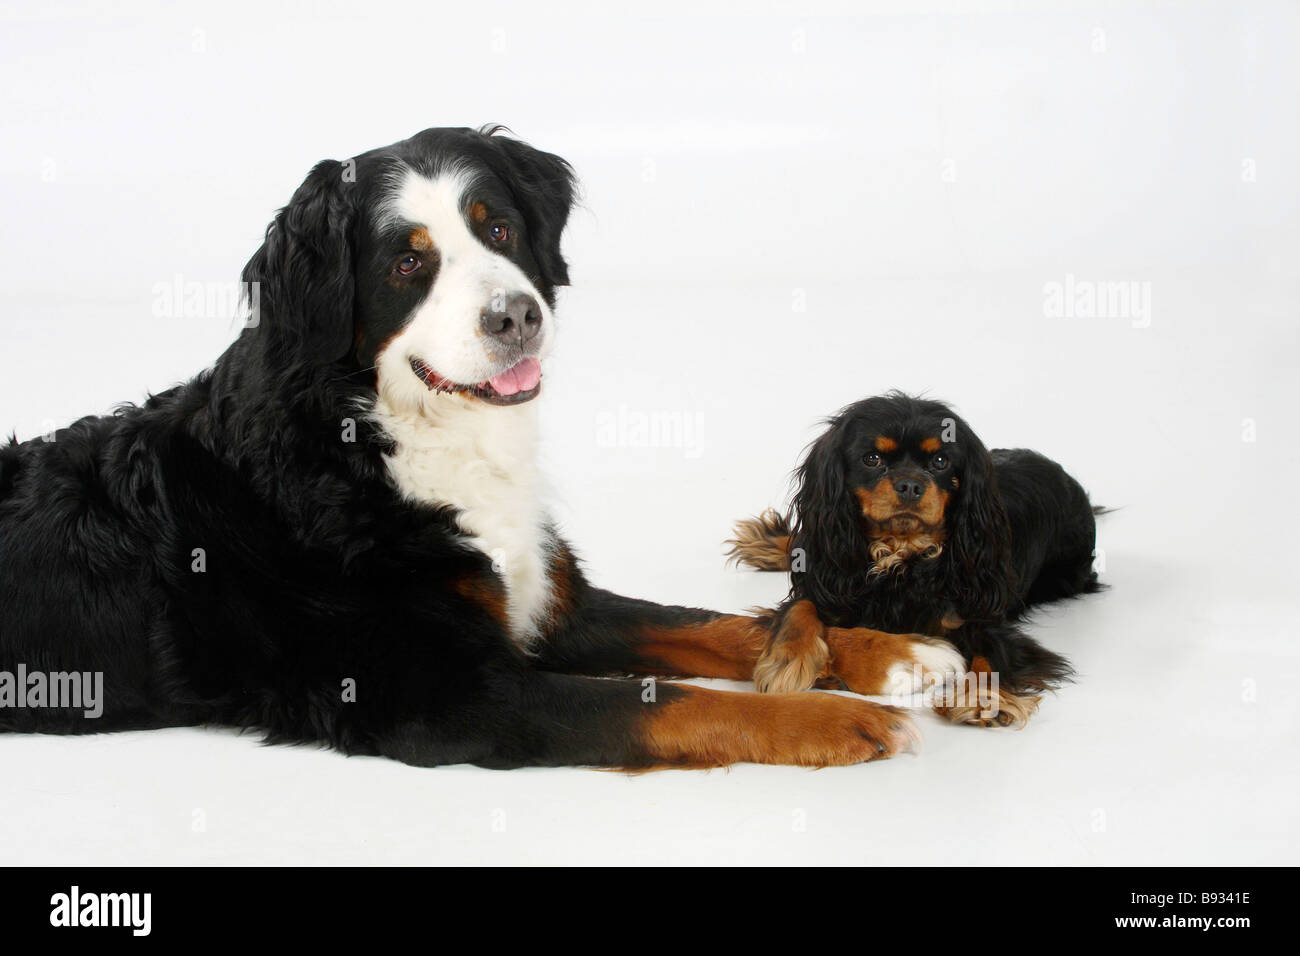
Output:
0 127 963 769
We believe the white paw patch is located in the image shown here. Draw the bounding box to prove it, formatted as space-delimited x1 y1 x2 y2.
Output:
911 639 965 682
885 639 965 702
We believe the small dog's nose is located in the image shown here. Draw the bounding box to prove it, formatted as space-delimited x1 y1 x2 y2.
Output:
893 477 926 502
481 292 542 346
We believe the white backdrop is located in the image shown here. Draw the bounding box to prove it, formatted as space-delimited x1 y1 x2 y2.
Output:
0 0 1296 865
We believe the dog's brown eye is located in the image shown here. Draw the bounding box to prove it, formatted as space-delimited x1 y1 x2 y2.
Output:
489 223 510 243
396 254 421 276
930 454 950 471
864 452 883 468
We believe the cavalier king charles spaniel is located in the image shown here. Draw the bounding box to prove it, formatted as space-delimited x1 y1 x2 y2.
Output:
729 392 1103 727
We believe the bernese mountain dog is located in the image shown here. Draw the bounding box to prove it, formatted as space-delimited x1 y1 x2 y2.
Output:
0 128 966 769
728 392 1102 727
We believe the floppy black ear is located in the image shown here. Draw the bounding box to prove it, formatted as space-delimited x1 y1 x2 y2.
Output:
242 159 356 365
481 133 576 294
789 422 869 622
946 430 1016 623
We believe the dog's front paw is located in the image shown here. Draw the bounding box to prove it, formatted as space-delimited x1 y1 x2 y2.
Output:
824 629 964 698
934 686 1041 728
643 687 921 767
891 636 966 696
753 601 829 694
930 654 1044 728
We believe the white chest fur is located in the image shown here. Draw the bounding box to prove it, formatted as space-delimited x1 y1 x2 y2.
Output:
371 395 553 645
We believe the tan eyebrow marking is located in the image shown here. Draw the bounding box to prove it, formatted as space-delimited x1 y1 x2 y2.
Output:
469 201 488 225
409 227 435 252
874 437 898 453
920 437 942 453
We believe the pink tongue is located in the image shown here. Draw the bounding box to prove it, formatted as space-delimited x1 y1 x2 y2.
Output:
487 358 541 396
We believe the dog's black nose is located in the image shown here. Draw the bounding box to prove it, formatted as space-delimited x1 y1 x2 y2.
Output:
481 293 542 346
893 477 926 501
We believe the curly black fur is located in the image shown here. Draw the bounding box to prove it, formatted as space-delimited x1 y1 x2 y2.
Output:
776 393 1100 693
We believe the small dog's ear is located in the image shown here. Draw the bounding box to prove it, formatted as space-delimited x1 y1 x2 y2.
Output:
946 432 1016 621
481 133 576 295
789 423 867 620
242 159 356 365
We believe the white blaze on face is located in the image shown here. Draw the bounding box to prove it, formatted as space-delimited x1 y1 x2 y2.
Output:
374 165 554 417
370 164 558 647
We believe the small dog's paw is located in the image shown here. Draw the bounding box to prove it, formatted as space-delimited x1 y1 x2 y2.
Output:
934 686 1041 728
753 600 829 694
753 633 829 694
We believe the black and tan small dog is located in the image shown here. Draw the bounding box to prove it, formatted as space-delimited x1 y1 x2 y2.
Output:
729 392 1102 726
